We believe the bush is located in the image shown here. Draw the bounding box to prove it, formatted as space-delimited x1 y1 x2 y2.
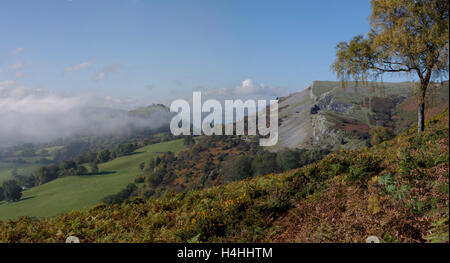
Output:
97 149 112 163
202 158 215 174
221 155 254 182
344 152 381 184
89 162 99 174
114 143 137 157
36 164 59 185
76 166 88 175
276 149 300 171
377 173 410 200
135 175 145 183
142 189 155 199
1 179 22 202
183 136 195 145
146 165 166 187
369 126 395 145
102 183 138 205
252 152 279 176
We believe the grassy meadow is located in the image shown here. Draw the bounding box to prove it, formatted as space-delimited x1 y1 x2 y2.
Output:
0 139 185 221
0 162 41 184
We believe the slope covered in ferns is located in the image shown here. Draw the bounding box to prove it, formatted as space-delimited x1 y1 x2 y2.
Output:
0 109 448 243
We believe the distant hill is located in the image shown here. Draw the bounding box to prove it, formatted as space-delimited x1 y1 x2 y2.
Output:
128 103 173 119
275 80 449 151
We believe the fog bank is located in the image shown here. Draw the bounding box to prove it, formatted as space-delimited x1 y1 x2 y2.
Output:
0 92 171 147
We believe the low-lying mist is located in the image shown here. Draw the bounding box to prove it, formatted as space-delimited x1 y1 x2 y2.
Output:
0 93 172 147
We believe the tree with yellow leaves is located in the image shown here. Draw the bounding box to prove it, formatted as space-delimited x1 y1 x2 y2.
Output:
333 0 449 132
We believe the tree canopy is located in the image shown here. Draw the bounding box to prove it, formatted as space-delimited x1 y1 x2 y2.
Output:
1 180 23 202
333 0 449 132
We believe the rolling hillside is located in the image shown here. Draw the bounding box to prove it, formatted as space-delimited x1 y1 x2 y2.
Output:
1 109 447 243
0 163 40 183
0 145 63 183
0 104 174 184
0 139 186 220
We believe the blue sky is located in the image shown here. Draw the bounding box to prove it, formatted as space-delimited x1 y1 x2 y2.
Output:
0 0 404 107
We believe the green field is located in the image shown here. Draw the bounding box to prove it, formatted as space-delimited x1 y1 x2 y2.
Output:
0 145 63 183
0 139 185 221
0 162 41 183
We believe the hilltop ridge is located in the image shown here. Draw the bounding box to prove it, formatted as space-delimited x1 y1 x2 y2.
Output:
276 80 449 150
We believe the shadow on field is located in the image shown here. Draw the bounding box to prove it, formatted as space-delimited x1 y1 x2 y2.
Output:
94 171 117 176
124 151 146 156
14 196 36 203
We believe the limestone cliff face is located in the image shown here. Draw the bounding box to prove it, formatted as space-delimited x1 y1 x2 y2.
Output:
310 113 341 148
276 81 448 151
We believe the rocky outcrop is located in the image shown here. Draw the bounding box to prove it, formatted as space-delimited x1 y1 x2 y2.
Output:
310 105 321 115
275 80 446 151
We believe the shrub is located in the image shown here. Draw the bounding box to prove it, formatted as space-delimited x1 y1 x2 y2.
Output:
221 155 254 182
369 126 395 145
183 136 195 145
251 152 279 176
89 162 99 174
114 143 137 157
102 183 138 205
76 166 88 176
347 166 368 182
1 179 22 202
276 149 299 171
97 149 112 163
377 173 409 201
36 164 59 185
139 162 145 171
202 158 215 174
134 175 145 183
142 189 155 199
146 165 166 187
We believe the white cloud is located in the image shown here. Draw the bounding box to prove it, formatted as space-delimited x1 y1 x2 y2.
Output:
0 80 15 92
8 86 27 97
202 79 289 99
0 80 16 86
14 72 27 79
93 72 106 81
0 82 43 99
104 64 120 72
63 60 93 75
92 64 121 81
12 48 24 55
10 61 31 70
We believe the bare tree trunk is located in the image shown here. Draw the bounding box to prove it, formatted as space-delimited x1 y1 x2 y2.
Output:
418 100 425 133
417 81 428 133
